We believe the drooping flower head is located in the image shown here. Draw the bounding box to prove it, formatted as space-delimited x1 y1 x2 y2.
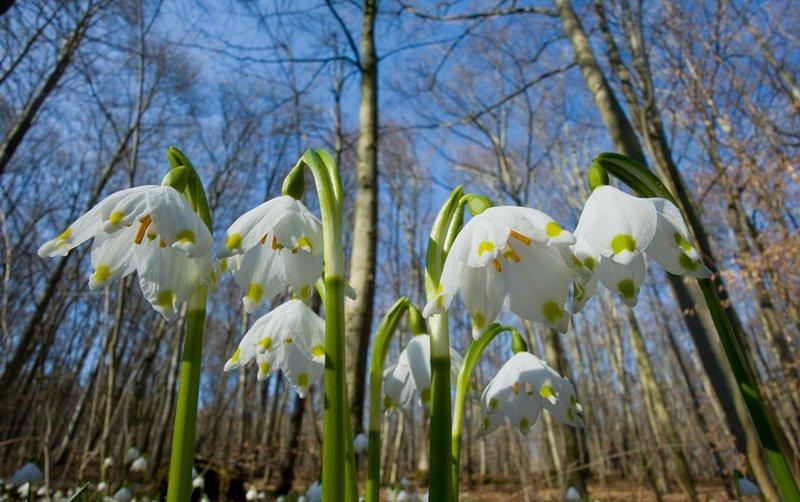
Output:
38 185 213 319
220 196 323 312
382 334 462 410
224 299 325 397
574 186 710 306
478 352 582 436
424 206 577 334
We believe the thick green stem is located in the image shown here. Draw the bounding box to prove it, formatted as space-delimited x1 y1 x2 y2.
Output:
294 149 356 501
166 288 207 501
592 152 800 499
428 314 452 501
365 298 411 502
450 324 517 499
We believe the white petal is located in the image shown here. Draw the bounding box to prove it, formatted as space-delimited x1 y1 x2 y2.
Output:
405 335 432 404
423 252 464 318
569 274 597 314
505 392 542 435
219 200 281 258
136 243 205 320
276 342 324 398
464 218 509 268
646 199 711 278
497 206 576 246
100 185 156 231
596 253 646 307
476 410 504 437
282 249 323 299
383 351 415 410
144 186 213 259
88 225 138 289
574 186 657 262
506 243 573 332
232 245 287 313
37 187 150 258
270 199 323 254
460 265 507 337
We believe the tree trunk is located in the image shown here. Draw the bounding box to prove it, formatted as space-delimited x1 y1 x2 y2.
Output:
555 1 781 496
275 392 306 494
543 328 590 496
626 308 698 500
0 4 94 177
345 0 379 435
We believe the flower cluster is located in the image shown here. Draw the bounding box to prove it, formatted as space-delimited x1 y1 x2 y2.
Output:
424 185 710 334
38 185 213 320
220 197 326 396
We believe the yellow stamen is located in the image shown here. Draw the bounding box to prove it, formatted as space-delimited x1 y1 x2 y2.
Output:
134 216 152 245
492 258 503 273
509 230 532 245
502 244 521 263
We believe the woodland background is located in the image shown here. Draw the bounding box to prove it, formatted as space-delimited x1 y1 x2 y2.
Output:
0 0 798 499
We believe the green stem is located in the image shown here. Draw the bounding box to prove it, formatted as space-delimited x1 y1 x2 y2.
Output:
166 288 207 501
294 149 356 501
365 298 411 502
450 324 518 499
424 187 464 502
592 152 800 499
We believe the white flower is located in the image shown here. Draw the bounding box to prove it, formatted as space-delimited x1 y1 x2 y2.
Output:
102 457 114 468
97 482 108 493
400 477 412 489
17 482 31 498
306 481 322 502
224 300 325 398
11 462 42 486
38 185 213 319
130 456 148 473
564 486 582 501
192 475 205 489
113 487 133 502
574 186 709 307
353 432 369 454
423 206 576 335
245 487 258 501
125 447 141 463
383 334 462 409
220 196 323 312
479 352 582 436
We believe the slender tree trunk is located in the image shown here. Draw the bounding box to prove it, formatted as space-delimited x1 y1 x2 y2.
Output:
275 392 306 494
345 0 379 434
626 308 698 500
543 328 590 496
554 1 782 496
0 3 94 177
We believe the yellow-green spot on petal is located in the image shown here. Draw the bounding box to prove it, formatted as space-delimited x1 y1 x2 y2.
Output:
583 256 596 271
176 229 195 244
542 301 563 323
296 235 313 251
247 283 264 303
259 361 271 374
567 407 575 421
383 396 393 409
618 279 636 299
611 233 636 254
481 418 491 430
284 337 293 344
92 264 111 283
539 384 555 402
472 311 485 330
420 387 431 404
519 418 530 431
574 282 586 301
157 290 175 307
674 232 693 252
299 285 311 299
218 258 228 273
226 233 242 250
296 373 309 388
56 227 73 242
231 347 241 363
488 397 498 410
570 395 579 407
571 254 583 268
477 240 495 256
545 221 562 238
109 210 124 225
258 337 272 350
311 344 325 357
678 252 699 271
